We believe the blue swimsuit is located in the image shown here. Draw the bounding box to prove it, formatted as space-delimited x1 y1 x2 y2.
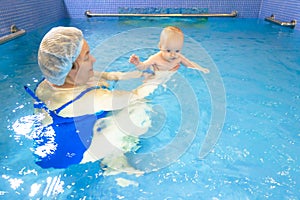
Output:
25 84 108 169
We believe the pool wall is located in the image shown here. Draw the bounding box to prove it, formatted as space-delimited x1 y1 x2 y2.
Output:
0 0 299 37
259 0 299 28
64 0 262 18
0 0 67 37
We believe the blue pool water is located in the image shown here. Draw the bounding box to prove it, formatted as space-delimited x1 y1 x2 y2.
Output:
0 17 300 199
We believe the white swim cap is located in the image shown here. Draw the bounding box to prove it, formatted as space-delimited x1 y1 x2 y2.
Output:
38 27 84 86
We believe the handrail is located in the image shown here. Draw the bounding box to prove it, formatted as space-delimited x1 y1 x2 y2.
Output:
0 25 26 45
85 10 238 18
265 14 296 28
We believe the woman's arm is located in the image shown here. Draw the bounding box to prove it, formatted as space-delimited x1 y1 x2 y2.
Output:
94 71 143 81
92 89 145 111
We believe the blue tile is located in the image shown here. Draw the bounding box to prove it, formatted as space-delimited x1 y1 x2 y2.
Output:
1 0 299 35
0 0 66 37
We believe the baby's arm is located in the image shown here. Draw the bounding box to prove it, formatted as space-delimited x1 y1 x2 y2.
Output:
180 54 210 74
129 54 157 71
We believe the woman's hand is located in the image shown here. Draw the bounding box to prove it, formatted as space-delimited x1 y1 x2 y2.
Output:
169 64 180 71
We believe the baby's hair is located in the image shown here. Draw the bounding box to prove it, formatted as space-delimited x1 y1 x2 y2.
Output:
160 26 184 42
164 26 183 34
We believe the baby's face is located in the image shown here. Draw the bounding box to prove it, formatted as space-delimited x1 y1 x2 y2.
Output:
159 36 183 62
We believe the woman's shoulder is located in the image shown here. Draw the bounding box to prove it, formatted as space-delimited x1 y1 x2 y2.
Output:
35 80 88 110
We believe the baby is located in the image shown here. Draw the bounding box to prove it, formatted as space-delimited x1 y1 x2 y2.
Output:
129 26 210 76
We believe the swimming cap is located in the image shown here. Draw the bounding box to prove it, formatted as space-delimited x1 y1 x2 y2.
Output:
38 27 84 86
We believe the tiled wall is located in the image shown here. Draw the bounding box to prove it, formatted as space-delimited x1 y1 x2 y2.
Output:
0 0 66 37
1 0 300 37
259 0 299 28
64 0 262 18
64 0 299 30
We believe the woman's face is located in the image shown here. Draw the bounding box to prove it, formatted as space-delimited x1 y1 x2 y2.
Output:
72 39 96 85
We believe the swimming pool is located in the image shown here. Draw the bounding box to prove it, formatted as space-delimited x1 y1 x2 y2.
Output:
1 17 300 199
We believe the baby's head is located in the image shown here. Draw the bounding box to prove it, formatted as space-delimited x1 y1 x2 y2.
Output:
38 27 84 86
159 26 184 61
159 26 184 51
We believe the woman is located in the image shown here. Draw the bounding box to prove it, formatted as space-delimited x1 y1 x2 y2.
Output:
27 26 153 173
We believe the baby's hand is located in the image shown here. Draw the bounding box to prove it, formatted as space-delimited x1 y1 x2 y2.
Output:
201 68 210 74
129 54 140 66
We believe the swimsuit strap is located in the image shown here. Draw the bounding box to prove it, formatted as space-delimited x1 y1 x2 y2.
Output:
34 77 46 92
25 83 103 115
54 86 100 114
24 86 51 113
